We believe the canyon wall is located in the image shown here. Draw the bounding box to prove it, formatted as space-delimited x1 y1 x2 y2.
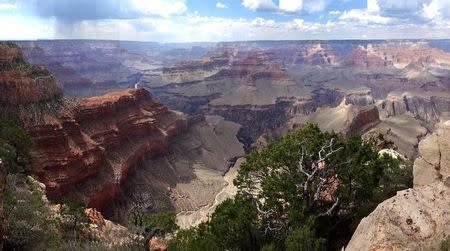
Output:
383 92 450 123
28 88 188 210
0 43 189 212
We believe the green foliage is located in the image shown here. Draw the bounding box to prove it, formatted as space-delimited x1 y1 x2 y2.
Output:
260 243 277 251
60 239 145 251
169 123 412 250
0 121 34 174
439 236 450 251
168 223 219 251
4 174 62 250
209 196 259 251
60 200 89 238
146 212 179 236
128 211 178 236
285 225 325 251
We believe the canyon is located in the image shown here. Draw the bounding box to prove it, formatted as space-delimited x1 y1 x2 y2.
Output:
0 43 243 225
2 39 450 239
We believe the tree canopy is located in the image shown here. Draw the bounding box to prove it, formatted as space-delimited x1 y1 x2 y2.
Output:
169 123 412 250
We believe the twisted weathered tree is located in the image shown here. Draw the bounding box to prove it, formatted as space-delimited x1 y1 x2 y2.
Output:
234 123 410 250
169 123 412 251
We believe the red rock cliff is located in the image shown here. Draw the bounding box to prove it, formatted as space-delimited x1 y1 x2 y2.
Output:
0 43 188 211
28 89 187 210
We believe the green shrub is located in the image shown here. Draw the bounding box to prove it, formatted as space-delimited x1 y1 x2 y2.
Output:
4 174 62 250
440 236 450 251
0 121 34 174
168 123 412 250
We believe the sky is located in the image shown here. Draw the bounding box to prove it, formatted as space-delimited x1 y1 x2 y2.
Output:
0 0 450 42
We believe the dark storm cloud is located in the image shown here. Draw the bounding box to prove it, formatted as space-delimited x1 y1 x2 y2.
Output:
29 0 139 21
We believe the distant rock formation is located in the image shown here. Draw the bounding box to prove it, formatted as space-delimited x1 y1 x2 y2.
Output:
383 92 450 123
163 53 230 84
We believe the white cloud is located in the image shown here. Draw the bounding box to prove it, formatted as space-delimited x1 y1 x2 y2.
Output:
2 13 450 42
279 0 302 12
377 0 427 12
0 15 55 40
367 0 380 13
340 9 391 24
131 0 187 17
329 10 341 15
423 0 450 22
244 0 330 14
242 0 277 11
216 2 227 9
304 0 328 13
3 0 450 42
251 17 276 27
0 2 17 10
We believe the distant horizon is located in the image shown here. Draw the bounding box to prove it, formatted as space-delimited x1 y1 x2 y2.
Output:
1 0 450 42
6 38 450 45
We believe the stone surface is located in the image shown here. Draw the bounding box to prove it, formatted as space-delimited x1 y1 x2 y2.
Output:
414 121 450 186
346 120 450 251
346 182 450 251
85 208 139 247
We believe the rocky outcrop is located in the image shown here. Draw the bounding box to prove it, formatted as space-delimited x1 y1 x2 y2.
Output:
347 105 380 135
0 43 63 123
0 43 189 211
413 121 450 186
346 120 450 250
27 88 187 211
84 208 139 246
308 101 380 136
1 44 248 229
343 45 392 68
383 92 445 123
345 182 450 251
162 53 230 84
344 91 375 106
209 101 292 151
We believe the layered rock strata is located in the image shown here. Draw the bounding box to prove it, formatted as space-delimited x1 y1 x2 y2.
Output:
0 43 188 212
28 88 187 210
